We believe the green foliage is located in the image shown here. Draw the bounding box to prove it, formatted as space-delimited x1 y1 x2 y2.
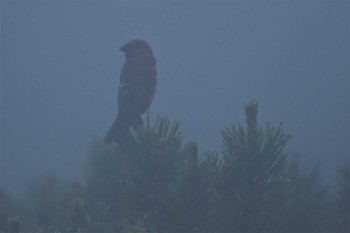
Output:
60 197 111 233
0 188 13 232
8 173 85 232
35 174 59 228
86 138 125 219
119 116 219 232
4 101 346 232
285 160 335 232
114 214 157 233
121 116 183 221
215 100 292 233
162 143 219 232
7 216 20 233
337 161 350 232
10 173 61 231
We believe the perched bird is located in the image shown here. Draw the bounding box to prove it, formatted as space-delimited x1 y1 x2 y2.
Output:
104 39 157 144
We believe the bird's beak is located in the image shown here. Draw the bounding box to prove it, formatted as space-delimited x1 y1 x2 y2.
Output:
119 44 128 52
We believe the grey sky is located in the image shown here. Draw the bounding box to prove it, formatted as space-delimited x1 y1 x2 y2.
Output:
1 0 349 195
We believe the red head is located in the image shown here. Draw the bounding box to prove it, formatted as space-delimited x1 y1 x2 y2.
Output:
119 39 155 64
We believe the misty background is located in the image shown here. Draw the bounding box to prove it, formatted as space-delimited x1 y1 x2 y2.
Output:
1 0 349 195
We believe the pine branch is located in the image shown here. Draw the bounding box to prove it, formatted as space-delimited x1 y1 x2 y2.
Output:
216 100 291 233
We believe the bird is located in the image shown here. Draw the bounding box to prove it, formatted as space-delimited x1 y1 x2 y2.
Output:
104 39 157 144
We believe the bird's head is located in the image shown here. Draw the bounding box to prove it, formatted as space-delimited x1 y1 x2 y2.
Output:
120 39 155 62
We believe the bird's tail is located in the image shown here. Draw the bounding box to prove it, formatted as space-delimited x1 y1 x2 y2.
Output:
104 117 130 144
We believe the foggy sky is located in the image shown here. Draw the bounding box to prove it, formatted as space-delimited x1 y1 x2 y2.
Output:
1 0 349 195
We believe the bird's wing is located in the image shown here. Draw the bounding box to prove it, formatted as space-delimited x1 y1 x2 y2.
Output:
118 75 156 105
117 62 157 117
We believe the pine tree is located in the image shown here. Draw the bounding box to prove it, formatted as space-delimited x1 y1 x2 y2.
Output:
164 142 219 232
119 116 219 232
120 116 183 228
0 188 13 232
215 100 291 233
337 161 350 232
60 197 111 233
35 173 59 228
284 160 334 233
86 138 126 219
